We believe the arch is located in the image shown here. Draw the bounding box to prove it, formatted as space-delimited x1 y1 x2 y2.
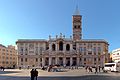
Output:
59 41 63 51
66 44 70 51
52 44 56 51
74 26 76 29
78 25 80 28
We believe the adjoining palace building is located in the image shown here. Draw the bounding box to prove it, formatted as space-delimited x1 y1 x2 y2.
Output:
0 44 17 68
111 48 120 62
16 8 109 68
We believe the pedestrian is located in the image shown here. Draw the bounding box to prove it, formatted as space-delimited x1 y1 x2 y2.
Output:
95 66 98 74
88 67 91 72
34 69 38 80
85 66 88 72
90 67 92 72
30 69 35 80
102 66 104 72
2 67 5 71
98 65 101 72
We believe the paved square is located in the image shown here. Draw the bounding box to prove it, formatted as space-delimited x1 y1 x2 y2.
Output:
0 68 120 80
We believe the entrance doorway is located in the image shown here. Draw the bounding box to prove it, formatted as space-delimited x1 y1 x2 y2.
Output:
51 57 55 65
66 57 70 66
59 57 63 66
45 57 49 66
72 57 77 66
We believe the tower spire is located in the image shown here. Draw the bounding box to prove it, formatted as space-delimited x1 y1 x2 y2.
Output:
74 5 80 15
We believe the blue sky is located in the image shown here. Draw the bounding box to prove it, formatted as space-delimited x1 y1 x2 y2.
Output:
0 0 120 52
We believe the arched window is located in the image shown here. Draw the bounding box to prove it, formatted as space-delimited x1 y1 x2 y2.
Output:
59 41 63 51
66 44 70 51
52 44 56 51
74 26 76 29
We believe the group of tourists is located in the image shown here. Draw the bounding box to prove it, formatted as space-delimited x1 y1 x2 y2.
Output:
30 69 38 80
47 65 59 72
85 65 103 73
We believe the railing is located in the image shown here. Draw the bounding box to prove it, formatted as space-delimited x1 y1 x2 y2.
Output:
18 39 47 41
42 50 77 54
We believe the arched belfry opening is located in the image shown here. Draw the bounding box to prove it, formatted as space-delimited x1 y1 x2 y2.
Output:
52 44 56 51
66 44 70 51
59 41 63 51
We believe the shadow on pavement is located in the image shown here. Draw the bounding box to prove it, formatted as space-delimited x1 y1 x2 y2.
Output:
0 75 120 80
0 71 20 74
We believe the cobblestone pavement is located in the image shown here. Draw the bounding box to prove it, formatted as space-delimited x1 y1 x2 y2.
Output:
0 68 120 80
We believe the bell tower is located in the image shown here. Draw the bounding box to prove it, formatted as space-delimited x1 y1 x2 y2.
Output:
72 6 82 40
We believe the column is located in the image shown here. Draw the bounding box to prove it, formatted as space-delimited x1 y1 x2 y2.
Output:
70 44 72 51
38 43 40 55
63 44 66 51
27 43 29 55
77 57 79 66
70 57 73 66
63 57 66 66
92 57 94 67
103 54 105 67
49 43 52 51
49 57 51 65
81 58 84 66
55 57 58 64
38 58 40 67
97 58 98 67
34 43 35 55
56 44 58 51
23 43 25 55
42 57 45 67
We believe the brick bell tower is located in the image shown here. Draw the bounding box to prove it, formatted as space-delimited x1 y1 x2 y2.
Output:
72 6 82 40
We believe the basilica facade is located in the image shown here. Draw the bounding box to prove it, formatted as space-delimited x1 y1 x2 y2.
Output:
16 9 109 68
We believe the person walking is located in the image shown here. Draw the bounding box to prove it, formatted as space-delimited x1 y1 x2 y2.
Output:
30 69 35 80
98 65 101 72
85 66 88 72
95 66 98 74
2 67 5 71
34 69 38 80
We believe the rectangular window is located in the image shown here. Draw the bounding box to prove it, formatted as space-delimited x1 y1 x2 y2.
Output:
93 47 96 52
80 47 82 52
40 47 43 54
6 61 8 64
2 49 5 51
98 52 101 55
25 58 27 62
84 47 86 52
84 58 86 61
36 58 38 62
21 47 23 52
99 58 100 61
94 58 96 61
21 58 23 62
98 47 101 52
80 58 81 61
88 52 92 55
84 52 86 55
10 57 12 59
40 58 42 62
88 43 92 47
94 53 96 55
6 57 8 59
84 63 86 65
